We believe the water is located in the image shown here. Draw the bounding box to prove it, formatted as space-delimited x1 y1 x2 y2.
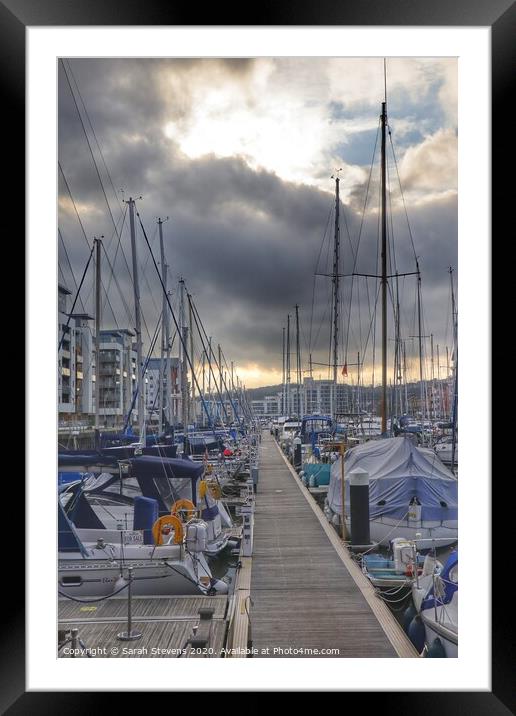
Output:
208 547 239 594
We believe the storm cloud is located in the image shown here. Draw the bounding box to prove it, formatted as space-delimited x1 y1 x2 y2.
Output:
58 57 457 387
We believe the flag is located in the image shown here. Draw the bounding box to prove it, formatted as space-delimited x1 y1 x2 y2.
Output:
342 363 348 377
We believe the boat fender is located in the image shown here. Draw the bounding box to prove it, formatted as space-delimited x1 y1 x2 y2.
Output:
407 615 426 653
209 577 229 595
186 521 208 552
403 604 418 633
426 637 446 658
405 563 422 577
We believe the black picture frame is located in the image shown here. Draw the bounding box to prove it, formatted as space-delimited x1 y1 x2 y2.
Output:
7 0 511 709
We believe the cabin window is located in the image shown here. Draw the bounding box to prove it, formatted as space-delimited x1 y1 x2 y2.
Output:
60 576 83 587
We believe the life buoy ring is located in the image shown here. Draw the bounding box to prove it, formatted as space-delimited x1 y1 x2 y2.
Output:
199 480 221 501
208 482 222 500
152 514 184 545
170 499 196 521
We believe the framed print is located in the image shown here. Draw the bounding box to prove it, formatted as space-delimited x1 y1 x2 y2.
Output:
5 0 512 709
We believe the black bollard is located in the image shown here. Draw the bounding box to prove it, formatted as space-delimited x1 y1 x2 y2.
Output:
349 468 372 550
293 438 302 472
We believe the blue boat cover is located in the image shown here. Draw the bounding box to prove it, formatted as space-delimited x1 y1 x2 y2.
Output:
129 455 203 480
129 455 203 510
58 500 87 555
58 451 120 468
102 444 178 459
328 437 457 521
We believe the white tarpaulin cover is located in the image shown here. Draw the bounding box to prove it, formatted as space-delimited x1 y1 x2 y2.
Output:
327 437 457 521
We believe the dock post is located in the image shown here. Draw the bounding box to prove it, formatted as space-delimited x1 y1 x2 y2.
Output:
349 468 372 550
293 437 302 472
188 607 215 654
251 464 259 493
241 503 254 557
117 567 142 641
70 628 78 657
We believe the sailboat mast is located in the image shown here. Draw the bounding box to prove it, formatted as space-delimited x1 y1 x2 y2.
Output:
380 102 388 434
158 217 168 434
189 296 196 426
128 197 145 440
332 176 340 385
179 278 188 429
450 267 458 469
218 343 223 423
94 236 102 430
416 266 425 423
282 326 286 415
295 304 302 417
286 314 291 415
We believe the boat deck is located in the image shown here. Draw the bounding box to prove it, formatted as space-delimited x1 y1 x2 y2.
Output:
58 595 228 658
249 433 416 658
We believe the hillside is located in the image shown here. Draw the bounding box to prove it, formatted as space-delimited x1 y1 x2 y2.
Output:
246 384 282 400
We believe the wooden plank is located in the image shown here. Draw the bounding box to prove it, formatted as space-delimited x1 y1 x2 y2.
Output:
275 441 418 658
58 596 228 658
58 595 228 622
248 433 417 658
225 555 252 657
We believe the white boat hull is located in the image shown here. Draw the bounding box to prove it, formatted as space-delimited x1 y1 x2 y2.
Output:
58 542 216 598
324 506 457 547
421 610 458 658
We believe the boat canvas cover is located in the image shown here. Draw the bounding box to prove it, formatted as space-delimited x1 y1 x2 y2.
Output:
129 456 203 508
327 437 457 521
58 451 120 469
58 500 88 555
186 435 223 454
102 444 178 459
129 455 203 481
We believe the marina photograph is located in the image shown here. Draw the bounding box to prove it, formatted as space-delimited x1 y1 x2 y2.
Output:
55 52 461 665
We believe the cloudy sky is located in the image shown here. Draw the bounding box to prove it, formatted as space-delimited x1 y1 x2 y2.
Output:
58 57 457 389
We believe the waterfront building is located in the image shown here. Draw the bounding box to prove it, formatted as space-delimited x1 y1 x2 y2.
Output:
97 329 137 427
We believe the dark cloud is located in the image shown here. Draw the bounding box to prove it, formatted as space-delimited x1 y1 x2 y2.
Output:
58 58 457 386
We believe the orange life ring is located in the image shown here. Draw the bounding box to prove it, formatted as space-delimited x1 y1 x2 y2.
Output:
152 514 184 545
170 499 196 521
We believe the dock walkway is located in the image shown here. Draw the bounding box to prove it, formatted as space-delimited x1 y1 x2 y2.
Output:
58 595 228 658
249 433 413 658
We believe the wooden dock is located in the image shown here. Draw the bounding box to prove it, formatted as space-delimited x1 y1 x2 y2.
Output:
248 433 417 658
58 595 228 658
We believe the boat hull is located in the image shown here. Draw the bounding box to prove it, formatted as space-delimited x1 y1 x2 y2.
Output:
324 505 457 547
421 611 458 658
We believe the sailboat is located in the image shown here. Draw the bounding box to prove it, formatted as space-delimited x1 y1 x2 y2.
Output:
324 89 458 547
58 489 228 599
